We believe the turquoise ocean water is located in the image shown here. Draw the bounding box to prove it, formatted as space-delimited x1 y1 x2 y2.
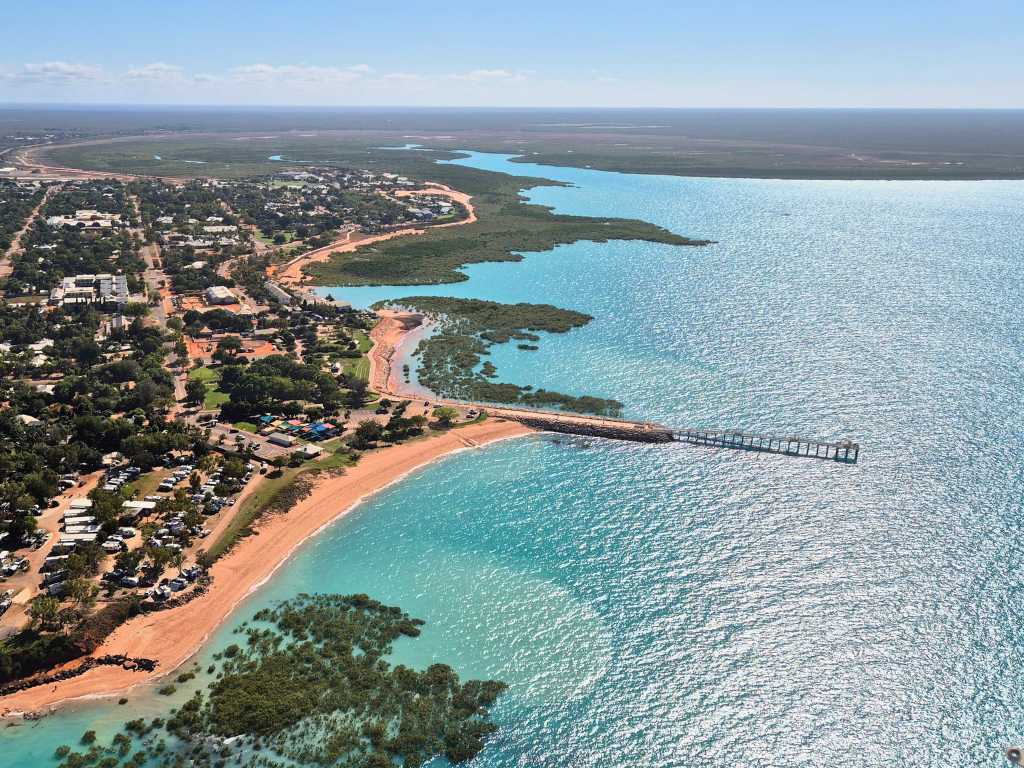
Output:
7 153 1024 767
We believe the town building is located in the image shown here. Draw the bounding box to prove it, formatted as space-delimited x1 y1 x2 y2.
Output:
49 273 130 309
264 280 293 305
206 285 239 305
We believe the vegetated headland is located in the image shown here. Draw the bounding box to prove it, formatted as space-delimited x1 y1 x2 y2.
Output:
298 161 707 287
374 297 625 416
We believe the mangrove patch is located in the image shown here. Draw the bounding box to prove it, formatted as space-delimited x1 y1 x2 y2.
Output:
52 594 508 768
375 296 624 416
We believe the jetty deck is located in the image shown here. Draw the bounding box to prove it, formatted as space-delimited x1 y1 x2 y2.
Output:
488 407 859 463
368 316 859 463
670 428 859 462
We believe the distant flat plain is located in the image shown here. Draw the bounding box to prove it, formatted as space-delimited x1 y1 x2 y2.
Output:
3 107 1024 180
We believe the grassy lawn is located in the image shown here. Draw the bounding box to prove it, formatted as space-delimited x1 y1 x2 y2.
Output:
319 436 349 454
351 356 371 380
313 451 354 470
122 469 172 499
451 411 489 429
204 385 230 409
206 468 302 560
353 330 373 354
189 366 221 381
255 231 295 244
233 421 259 433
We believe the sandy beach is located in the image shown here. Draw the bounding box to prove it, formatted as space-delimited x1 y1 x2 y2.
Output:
368 309 431 395
1 417 531 715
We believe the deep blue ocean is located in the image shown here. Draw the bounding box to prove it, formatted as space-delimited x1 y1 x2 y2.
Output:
6 152 1024 767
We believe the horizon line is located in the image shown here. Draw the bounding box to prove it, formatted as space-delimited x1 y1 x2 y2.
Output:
2 103 1024 113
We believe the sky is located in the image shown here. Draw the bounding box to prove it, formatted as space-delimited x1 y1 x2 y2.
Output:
1 0 1022 108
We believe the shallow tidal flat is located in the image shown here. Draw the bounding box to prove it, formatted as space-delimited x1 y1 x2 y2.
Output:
7 153 1024 767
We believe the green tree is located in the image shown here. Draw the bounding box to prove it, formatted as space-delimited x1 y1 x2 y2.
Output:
24 470 59 504
171 552 187 577
185 378 208 405
148 546 173 572
197 455 218 473
345 378 368 409
432 406 460 428
63 578 97 609
221 459 245 481
65 552 87 579
195 549 216 570
189 471 202 491
123 302 151 319
216 336 244 353
114 549 144 572
65 543 107 578
28 597 60 631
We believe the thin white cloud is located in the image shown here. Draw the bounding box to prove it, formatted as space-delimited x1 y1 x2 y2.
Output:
0 60 539 105
0 61 107 84
382 69 527 84
127 63 186 82
445 70 526 82
230 64 374 85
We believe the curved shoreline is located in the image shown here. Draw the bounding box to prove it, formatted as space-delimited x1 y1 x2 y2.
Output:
276 184 477 285
0 418 532 716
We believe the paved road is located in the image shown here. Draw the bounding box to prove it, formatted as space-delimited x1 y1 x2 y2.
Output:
139 241 169 328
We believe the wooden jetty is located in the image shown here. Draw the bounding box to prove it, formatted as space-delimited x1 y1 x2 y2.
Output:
670 428 859 463
489 408 859 463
